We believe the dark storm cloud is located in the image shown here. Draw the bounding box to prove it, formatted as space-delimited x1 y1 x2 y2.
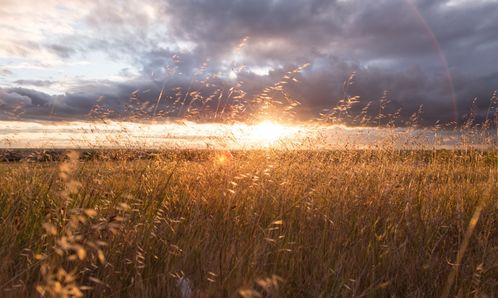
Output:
162 0 498 69
3 0 498 125
0 78 211 121
0 89 32 106
165 0 342 60
7 88 54 107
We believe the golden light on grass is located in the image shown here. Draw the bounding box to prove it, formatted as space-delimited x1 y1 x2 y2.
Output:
0 145 496 297
214 151 233 164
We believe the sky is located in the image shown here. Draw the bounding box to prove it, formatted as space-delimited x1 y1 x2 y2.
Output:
0 0 497 125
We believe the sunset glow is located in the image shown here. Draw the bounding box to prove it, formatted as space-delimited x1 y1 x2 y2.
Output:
0 120 490 150
242 121 295 145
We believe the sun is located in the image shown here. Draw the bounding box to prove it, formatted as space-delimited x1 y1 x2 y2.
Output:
249 120 292 143
229 120 299 148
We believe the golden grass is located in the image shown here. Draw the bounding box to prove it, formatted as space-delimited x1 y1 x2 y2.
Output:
0 149 496 297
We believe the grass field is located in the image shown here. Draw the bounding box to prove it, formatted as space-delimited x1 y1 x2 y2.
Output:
0 149 496 297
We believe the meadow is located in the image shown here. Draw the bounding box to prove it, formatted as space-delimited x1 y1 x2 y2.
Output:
0 148 496 297
1 1 497 297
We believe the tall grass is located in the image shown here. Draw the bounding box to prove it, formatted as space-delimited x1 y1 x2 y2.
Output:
0 148 496 297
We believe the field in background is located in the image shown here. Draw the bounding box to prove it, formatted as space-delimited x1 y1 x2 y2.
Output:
0 149 496 297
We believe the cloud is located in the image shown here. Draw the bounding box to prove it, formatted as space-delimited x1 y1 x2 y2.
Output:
0 89 31 106
0 0 497 125
0 89 33 118
13 80 56 87
0 69 13 76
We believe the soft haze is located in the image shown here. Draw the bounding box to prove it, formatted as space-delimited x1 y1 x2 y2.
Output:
0 0 497 125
